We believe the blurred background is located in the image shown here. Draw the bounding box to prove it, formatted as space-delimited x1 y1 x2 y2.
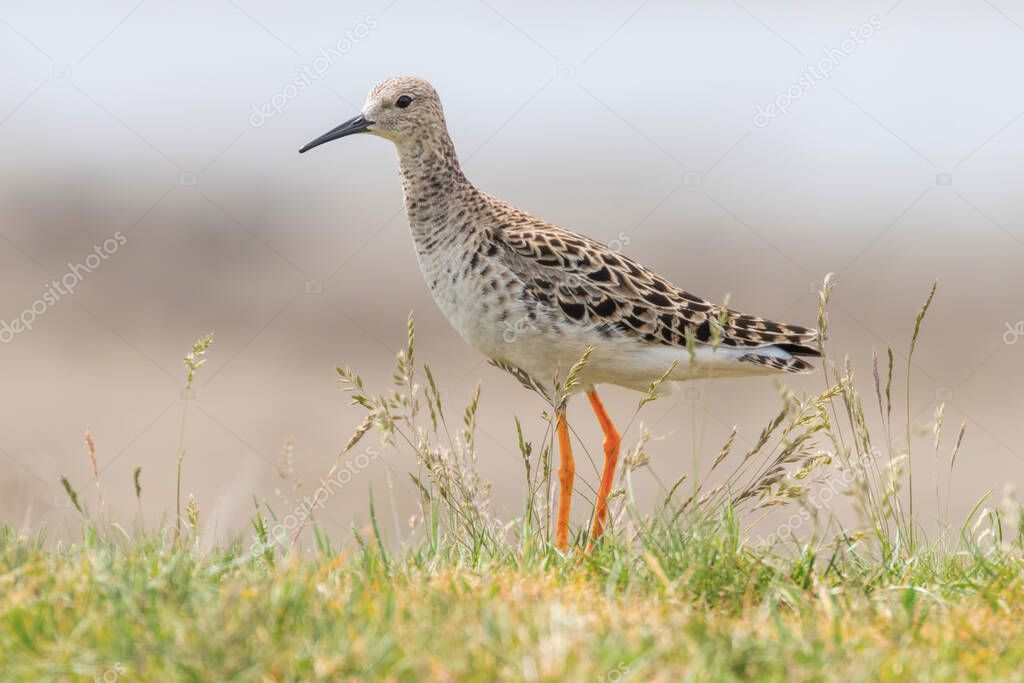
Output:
1 0 1022 545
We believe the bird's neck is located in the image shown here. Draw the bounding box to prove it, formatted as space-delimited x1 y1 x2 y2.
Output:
395 132 481 247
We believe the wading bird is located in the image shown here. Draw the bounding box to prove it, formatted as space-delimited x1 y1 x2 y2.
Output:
300 77 819 551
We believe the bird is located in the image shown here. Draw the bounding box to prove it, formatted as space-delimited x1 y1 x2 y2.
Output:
300 76 820 552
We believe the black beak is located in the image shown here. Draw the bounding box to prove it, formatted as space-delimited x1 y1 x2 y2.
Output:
299 114 373 153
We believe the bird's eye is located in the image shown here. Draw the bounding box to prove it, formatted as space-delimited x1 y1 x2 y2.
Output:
395 95 413 109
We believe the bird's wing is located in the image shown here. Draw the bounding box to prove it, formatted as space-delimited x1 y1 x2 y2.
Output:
486 207 819 355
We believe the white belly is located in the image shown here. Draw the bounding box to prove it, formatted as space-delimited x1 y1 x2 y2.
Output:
416 245 574 378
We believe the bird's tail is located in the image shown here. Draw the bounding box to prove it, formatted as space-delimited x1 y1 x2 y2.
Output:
737 351 816 374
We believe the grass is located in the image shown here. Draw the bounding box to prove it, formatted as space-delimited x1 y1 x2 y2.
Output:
4 280 1024 681
4 524 1024 681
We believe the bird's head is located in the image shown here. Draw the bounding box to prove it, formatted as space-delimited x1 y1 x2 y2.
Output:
299 76 447 153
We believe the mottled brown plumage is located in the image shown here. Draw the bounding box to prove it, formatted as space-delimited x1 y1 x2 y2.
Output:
483 199 818 355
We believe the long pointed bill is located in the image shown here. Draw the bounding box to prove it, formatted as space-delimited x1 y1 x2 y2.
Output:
299 114 373 153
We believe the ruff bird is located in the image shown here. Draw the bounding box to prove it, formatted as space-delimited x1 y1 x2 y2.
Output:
300 76 819 551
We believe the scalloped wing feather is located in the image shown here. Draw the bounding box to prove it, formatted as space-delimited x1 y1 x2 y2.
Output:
486 209 820 358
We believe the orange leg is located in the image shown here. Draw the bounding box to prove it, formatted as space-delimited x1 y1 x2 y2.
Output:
587 389 621 544
555 409 575 551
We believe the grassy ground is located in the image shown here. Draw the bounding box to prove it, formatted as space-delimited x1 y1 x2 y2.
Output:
4 282 1023 681
4 522 1024 681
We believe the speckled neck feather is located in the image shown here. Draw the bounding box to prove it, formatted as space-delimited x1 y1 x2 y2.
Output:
396 124 479 247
